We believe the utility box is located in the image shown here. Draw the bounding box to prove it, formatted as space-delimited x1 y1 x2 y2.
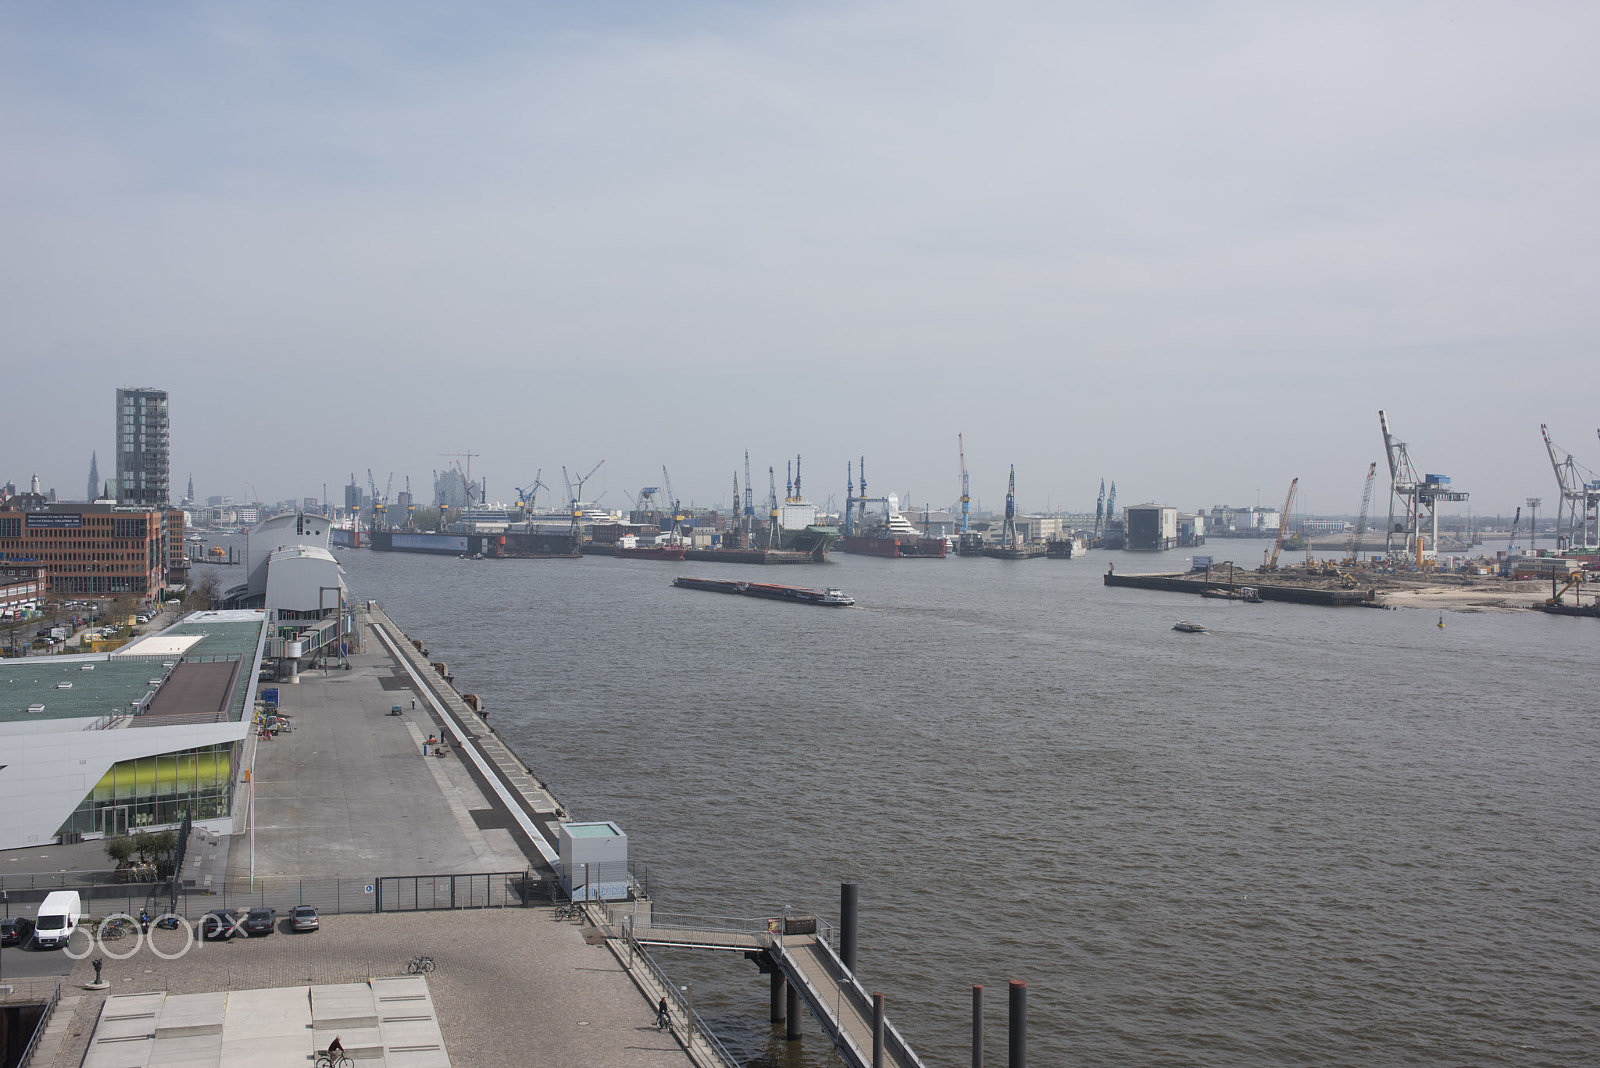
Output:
557 821 629 901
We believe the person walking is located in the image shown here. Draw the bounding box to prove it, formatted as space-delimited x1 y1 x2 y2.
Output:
656 997 670 1030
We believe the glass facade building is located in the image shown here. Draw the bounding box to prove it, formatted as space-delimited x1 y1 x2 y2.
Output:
56 741 238 838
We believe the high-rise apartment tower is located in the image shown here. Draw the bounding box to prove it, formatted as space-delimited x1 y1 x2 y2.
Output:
115 387 170 507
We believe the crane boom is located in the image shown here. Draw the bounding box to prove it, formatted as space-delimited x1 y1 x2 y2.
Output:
768 466 780 548
1347 462 1377 562
958 433 970 533
1266 477 1299 569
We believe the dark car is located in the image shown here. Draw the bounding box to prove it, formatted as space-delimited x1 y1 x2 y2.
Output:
2 916 34 947
291 905 320 932
200 908 245 941
243 907 276 937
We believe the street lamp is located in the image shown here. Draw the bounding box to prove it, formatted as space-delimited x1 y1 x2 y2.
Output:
680 984 693 1043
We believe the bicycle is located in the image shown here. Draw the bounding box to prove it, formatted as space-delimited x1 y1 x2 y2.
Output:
99 918 135 942
314 1050 354 1068
552 902 584 921
404 955 436 974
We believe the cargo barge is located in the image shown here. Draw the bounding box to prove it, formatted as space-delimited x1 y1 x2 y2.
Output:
673 576 855 606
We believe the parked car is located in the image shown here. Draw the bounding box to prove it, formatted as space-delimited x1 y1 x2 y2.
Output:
200 908 245 940
243 907 276 936
2 916 34 947
291 905 320 932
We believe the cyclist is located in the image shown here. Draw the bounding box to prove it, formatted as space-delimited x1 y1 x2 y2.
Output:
327 1036 344 1055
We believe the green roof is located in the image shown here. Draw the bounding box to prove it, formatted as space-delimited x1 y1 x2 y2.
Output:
0 613 265 726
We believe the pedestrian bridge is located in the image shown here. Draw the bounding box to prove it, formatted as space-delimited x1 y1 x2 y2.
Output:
587 906 926 1068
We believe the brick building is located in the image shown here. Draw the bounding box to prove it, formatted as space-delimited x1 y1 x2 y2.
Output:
0 502 185 598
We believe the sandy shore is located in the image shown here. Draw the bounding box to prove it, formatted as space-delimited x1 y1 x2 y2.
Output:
1381 583 1549 611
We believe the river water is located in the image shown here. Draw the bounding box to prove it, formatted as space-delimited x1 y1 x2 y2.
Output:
330 540 1599 1067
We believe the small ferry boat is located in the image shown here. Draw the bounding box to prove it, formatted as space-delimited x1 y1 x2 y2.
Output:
673 577 854 607
1172 621 1206 633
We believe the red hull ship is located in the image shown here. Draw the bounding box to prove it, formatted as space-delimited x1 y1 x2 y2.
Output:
613 544 688 560
838 535 946 558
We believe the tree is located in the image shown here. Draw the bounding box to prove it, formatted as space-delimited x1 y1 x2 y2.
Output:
104 835 136 867
185 569 220 611
131 828 177 865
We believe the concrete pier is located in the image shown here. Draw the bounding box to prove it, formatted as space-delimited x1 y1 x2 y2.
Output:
24 603 696 1068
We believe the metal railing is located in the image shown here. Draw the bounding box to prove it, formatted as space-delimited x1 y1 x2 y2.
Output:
15 980 61 1068
375 871 547 912
618 920 741 1068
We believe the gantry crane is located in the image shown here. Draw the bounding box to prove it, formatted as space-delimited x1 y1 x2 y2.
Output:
1379 410 1469 564
1540 424 1600 551
1346 462 1378 564
1095 479 1106 536
958 434 971 533
1264 477 1299 570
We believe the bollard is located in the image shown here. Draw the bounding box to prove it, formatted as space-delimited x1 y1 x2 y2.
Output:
1008 980 1026 1068
771 972 787 1023
786 983 802 1041
841 882 859 972
872 992 885 1068
973 984 984 1068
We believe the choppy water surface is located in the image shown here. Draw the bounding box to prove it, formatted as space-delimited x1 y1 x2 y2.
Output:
334 542 1600 1066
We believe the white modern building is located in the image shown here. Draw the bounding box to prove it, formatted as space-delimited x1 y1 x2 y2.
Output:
0 610 267 850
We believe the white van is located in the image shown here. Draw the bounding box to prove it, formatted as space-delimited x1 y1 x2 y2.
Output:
31 890 83 949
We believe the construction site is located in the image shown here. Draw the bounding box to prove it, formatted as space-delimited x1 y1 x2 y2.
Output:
1109 411 1600 618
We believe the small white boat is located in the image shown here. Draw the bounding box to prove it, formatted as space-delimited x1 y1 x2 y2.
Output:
1172 621 1206 633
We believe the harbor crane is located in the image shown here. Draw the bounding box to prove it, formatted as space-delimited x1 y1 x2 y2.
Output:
661 466 683 535
1105 482 1117 526
1346 462 1378 564
958 434 971 533
1263 477 1299 570
404 476 415 528
1540 424 1600 551
1095 479 1106 536
743 451 755 539
845 461 855 538
768 466 780 548
999 466 1019 549
1500 506 1522 576
514 472 547 513
562 460 604 540
1379 410 1468 565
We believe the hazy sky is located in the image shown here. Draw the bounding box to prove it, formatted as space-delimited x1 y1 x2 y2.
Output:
4 2 1597 517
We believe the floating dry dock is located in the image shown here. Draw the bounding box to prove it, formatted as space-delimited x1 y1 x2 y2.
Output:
1105 570 1378 607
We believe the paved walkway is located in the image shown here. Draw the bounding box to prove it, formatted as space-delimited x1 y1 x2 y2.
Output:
233 613 530 885
44 910 691 1068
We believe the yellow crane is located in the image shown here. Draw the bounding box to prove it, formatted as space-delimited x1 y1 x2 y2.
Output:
1264 477 1299 570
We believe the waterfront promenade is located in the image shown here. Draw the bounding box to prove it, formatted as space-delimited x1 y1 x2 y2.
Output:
19 604 696 1068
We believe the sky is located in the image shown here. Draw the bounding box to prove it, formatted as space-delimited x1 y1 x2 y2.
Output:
3 1 1598 519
